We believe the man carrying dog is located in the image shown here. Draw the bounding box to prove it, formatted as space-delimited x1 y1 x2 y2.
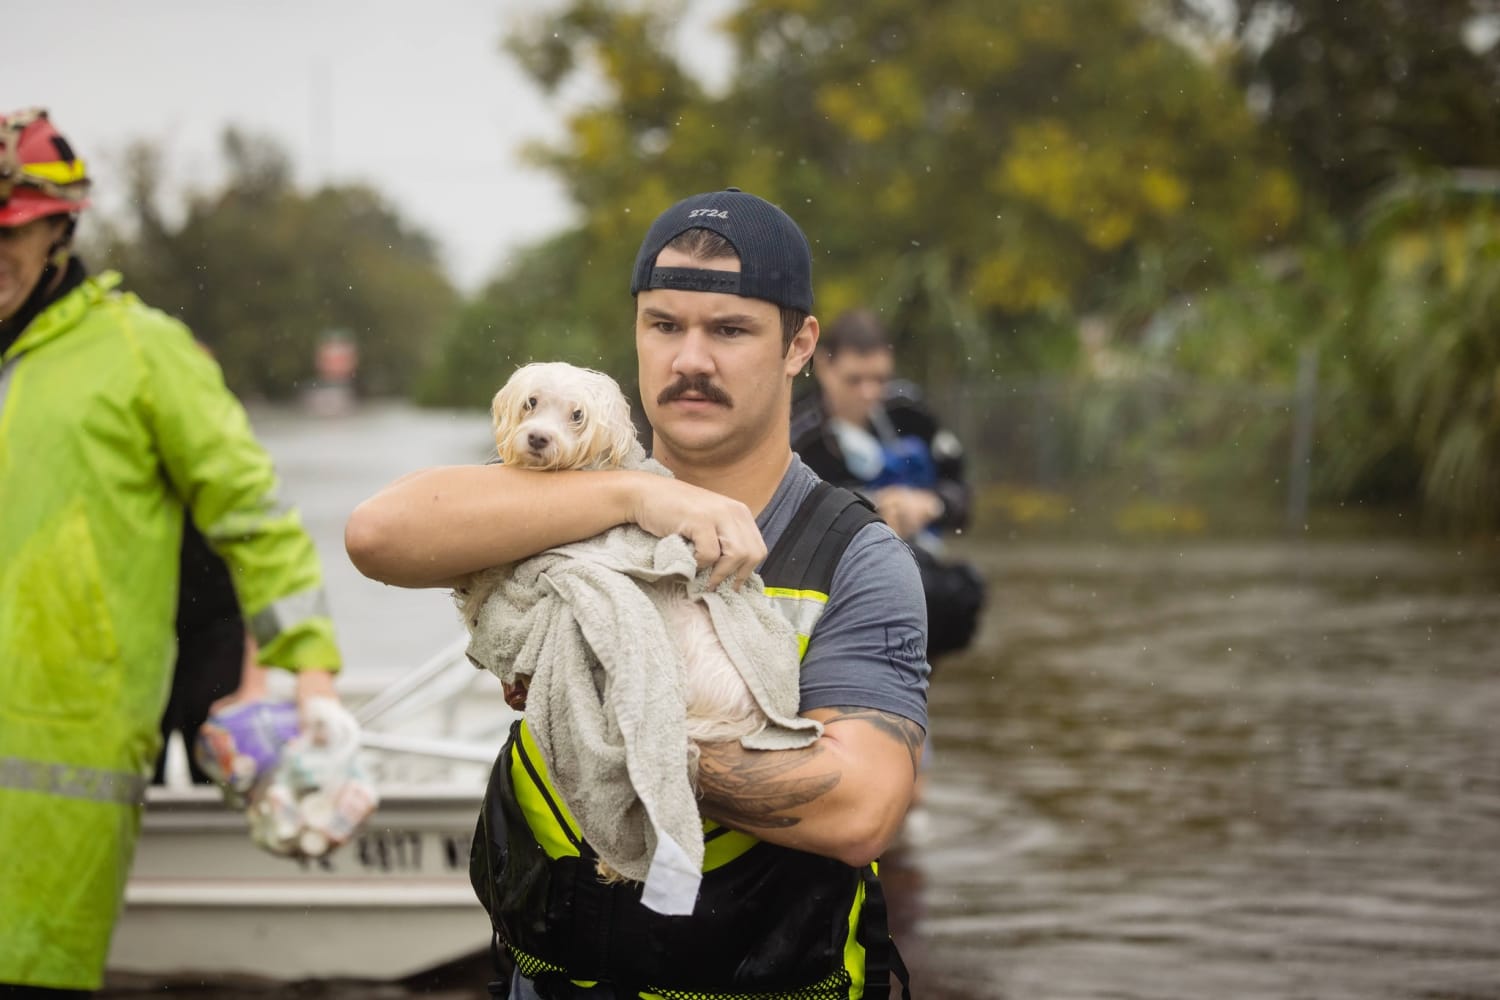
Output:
346 188 927 998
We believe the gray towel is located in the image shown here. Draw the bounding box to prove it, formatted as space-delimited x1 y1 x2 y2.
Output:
460 488 819 915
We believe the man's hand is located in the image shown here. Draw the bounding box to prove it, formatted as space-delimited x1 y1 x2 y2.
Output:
626 475 767 590
872 485 943 540
294 668 339 707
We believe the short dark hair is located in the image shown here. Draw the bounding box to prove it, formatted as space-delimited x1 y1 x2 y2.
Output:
661 227 808 352
663 226 736 262
819 308 891 359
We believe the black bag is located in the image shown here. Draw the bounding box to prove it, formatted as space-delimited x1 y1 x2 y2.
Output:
912 545 987 659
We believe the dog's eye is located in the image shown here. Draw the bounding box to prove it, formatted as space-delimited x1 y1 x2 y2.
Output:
571 409 585 424
524 396 536 411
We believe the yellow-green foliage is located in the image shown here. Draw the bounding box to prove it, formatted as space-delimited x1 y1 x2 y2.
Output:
1113 501 1207 537
454 0 1300 391
93 130 457 401
976 484 1072 527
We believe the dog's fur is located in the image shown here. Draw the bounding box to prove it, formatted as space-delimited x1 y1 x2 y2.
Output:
468 362 770 881
490 361 646 474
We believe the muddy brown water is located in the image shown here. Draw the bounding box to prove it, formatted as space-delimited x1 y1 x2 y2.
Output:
102 406 1500 998
903 539 1500 999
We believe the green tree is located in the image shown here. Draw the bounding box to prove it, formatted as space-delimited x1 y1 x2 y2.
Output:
1350 185 1500 530
92 129 458 400
1146 1 1500 530
1141 179 1500 533
429 0 1297 399
1174 0 1500 217
416 229 633 408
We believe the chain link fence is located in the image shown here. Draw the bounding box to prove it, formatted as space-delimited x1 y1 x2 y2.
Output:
933 364 1316 538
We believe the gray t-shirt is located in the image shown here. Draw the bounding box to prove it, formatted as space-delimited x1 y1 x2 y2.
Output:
757 457 930 730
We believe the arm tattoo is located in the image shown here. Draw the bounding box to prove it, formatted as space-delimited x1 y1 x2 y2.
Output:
821 706 925 774
696 707 925 831
697 742 838 830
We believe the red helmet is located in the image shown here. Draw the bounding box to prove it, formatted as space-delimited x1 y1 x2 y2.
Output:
0 108 91 227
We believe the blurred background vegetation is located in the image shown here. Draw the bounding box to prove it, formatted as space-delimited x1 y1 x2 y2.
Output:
88 0 1500 538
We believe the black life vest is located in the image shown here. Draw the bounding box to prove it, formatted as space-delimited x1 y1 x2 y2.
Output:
469 482 912 998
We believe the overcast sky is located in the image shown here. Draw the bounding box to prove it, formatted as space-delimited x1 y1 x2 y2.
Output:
6 0 734 291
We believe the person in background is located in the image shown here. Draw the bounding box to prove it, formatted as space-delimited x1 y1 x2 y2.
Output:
346 188 925 997
791 306 986 660
0 107 343 995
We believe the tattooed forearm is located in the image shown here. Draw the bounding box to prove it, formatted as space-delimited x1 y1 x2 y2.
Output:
696 742 839 831
821 707 925 773
695 708 926 833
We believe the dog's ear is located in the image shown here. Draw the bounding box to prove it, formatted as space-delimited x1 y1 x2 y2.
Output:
589 371 645 469
490 368 532 464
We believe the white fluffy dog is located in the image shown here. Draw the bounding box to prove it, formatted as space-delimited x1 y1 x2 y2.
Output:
474 361 769 810
490 361 646 474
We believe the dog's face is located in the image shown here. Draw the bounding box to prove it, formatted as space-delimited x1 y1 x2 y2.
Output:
491 362 645 471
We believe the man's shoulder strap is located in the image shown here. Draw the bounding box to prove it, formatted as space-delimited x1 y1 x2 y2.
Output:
760 480 881 596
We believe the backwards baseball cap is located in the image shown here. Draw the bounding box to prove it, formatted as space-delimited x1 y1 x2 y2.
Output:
630 188 813 312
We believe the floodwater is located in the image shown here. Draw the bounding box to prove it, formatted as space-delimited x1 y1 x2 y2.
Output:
909 540 1500 999
103 403 1500 999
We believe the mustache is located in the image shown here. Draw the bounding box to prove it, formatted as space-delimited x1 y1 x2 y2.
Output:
658 373 732 407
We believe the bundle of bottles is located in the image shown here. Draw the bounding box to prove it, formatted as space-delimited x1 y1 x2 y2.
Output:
193 696 379 859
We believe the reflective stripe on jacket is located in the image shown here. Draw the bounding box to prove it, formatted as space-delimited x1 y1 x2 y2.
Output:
0 272 339 988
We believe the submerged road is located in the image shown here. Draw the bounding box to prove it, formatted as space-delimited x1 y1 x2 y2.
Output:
104 405 1500 998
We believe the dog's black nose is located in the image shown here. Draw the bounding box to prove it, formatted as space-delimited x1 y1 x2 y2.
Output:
528 431 551 451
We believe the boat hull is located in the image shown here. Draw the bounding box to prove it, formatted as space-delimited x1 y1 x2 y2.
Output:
108 783 490 981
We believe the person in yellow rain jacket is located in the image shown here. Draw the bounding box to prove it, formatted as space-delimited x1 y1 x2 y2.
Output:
0 108 343 994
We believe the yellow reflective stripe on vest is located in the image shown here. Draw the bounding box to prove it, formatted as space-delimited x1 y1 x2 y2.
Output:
511 719 583 859
0 755 147 806
842 862 872 999
701 822 758 872
765 586 829 658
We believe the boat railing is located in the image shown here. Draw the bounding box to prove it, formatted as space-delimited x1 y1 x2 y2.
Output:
350 636 514 779
352 633 474 729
